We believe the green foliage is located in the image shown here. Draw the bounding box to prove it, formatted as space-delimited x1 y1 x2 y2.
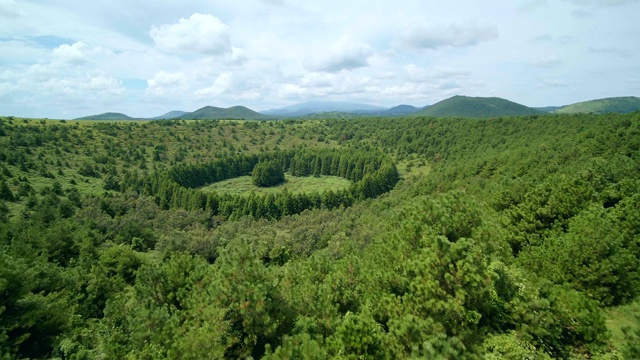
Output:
252 160 285 187
0 180 14 201
0 253 71 358
0 112 638 358
622 319 640 358
483 332 552 360
519 203 640 306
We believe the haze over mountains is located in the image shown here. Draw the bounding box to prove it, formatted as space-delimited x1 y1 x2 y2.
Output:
262 101 386 117
73 95 640 121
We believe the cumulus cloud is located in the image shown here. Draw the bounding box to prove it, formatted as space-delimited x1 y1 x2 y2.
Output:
402 21 498 50
300 72 334 88
147 71 187 97
0 40 125 107
38 73 124 96
86 73 125 95
306 38 374 73
404 64 470 83
194 73 233 97
53 41 89 65
226 47 248 66
150 13 231 55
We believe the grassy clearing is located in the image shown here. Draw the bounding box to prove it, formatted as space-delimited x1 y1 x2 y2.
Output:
397 159 431 181
200 174 351 196
606 300 640 348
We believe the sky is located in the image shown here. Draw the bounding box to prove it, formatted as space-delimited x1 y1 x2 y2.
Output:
0 0 638 119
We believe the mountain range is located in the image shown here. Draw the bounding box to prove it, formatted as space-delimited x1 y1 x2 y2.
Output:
73 95 639 121
262 101 386 117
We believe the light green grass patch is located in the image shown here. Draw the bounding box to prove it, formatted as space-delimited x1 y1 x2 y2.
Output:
397 159 431 179
200 174 351 196
606 300 640 349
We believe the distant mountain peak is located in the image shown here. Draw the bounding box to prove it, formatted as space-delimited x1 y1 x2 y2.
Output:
262 101 386 117
74 112 135 120
417 95 542 118
152 110 188 120
553 96 640 114
178 105 269 120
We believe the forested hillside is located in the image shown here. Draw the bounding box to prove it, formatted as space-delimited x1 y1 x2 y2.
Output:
417 95 543 118
1 113 640 359
554 96 640 114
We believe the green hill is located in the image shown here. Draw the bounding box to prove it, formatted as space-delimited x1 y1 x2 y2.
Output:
554 96 640 114
178 105 269 120
74 112 136 120
534 106 562 113
417 95 543 118
152 110 188 120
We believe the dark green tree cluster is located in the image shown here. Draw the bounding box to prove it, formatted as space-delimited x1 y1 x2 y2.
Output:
119 148 398 220
252 160 285 187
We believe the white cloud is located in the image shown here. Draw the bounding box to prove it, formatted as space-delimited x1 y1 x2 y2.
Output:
402 21 499 50
195 73 233 97
52 41 89 65
86 73 125 95
1 1 640 117
300 72 334 88
146 71 187 97
35 72 125 97
531 55 562 67
226 47 248 66
150 13 231 55
0 0 21 17
305 38 374 73
404 64 470 83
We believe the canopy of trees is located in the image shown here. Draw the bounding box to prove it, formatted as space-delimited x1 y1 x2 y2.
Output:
0 112 639 358
252 160 285 187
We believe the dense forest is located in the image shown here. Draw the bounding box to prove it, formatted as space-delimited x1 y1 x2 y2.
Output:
1 113 640 359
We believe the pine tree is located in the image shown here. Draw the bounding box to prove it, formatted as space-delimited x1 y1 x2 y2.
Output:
0 179 14 201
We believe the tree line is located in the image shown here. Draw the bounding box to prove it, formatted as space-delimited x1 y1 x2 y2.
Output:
118 148 399 220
